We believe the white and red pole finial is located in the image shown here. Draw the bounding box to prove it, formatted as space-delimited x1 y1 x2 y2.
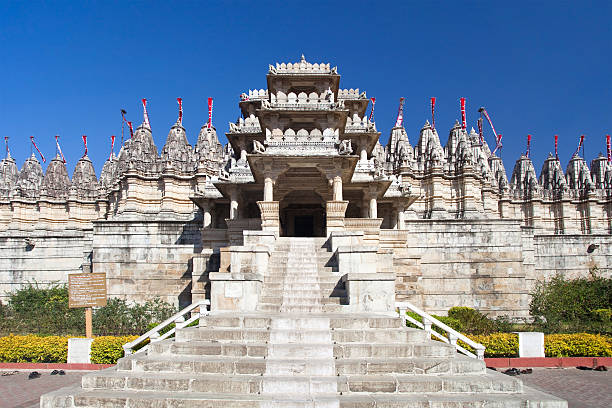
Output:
177 98 183 125
82 135 88 157
207 97 213 129
460 97 466 130
526 134 532 158
4 136 8 158
554 135 559 160
120 109 127 145
30 136 46 163
142 98 150 129
607 134 611 163
368 97 376 122
573 134 585 157
127 121 134 139
55 135 66 163
110 135 115 160
477 117 484 143
395 97 405 128
430 97 436 130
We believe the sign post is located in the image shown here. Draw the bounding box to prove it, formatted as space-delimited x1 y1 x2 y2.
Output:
68 273 107 338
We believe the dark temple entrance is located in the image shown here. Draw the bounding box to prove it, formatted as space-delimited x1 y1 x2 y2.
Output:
280 191 326 237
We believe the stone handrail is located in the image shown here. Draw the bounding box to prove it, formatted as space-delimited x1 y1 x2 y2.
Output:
123 299 210 355
396 301 485 360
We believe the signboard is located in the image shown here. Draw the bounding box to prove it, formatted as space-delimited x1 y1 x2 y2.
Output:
68 273 107 308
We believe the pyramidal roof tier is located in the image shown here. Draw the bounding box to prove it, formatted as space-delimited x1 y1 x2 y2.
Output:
15 154 44 199
40 155 71 200
99 154 118 190
72 155 99 201
161 122 196 173
0 154 19 199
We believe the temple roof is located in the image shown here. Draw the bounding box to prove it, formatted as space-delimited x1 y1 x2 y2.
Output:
15 154 43 199
268 55 337 75
72 155 99 200
40 155 71 199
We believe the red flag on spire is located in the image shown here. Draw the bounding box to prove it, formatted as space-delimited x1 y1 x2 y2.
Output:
30 136 46 163
460 97 466 130
207 97 213 129
430 97 436 130
110 135 115 160
554 135 559 160
82 135 88 156
142 98 150 129
477 117 484 144
368 97 376 122
526 134 532 158
395 97 405 127
4 136 9 158
120 109 128 146
177 98 183 125
55 135 66 163
606 134 611 163
127 121 134 139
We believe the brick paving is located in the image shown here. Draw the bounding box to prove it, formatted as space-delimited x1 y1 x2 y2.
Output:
0 367 610 408
510 367 612 408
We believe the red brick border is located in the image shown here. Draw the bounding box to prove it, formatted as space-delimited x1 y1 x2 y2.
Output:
0 362 113 370
485 357 612 368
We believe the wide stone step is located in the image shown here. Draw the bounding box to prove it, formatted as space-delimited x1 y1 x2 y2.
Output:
258 304 345 313
42 386 567 408
199 314 406 330
264 275 342 283
117 354 485 376
150 340 453 359
259 296 345 305
82 370 522 395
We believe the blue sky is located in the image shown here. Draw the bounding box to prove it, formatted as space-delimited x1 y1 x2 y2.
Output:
1 1 610 176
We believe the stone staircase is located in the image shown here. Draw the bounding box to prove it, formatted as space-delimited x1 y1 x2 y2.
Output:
42 237 566 407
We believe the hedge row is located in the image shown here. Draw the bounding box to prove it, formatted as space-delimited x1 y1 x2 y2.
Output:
0 335 136 364
0 332 610 363
461 332 612 358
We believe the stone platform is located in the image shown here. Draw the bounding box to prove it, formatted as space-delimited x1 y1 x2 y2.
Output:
41 238 567 407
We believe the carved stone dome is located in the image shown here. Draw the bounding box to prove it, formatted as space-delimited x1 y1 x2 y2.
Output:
15 154 44 199
72 155 99 200
161 123 195 173
40 155 71 199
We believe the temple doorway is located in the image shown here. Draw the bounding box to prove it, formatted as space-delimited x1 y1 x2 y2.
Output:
280 191 326 237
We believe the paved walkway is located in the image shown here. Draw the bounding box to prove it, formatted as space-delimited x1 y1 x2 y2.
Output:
0 367 610 408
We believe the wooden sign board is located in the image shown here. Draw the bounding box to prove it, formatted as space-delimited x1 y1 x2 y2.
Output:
68 273 107 308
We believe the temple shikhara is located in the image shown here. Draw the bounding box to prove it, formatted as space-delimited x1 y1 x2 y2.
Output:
8 56 609 406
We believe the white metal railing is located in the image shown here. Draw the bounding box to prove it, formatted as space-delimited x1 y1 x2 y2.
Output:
396 301 485 360
123 300 210 355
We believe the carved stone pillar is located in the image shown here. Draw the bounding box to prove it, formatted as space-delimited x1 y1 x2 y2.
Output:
257 201 280 235
229 187 239 220
264 177 274 201
201 199 213 228
369 197 378 219
326 200 349 236
332 176 343 201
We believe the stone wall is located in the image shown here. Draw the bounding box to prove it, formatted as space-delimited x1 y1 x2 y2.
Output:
0 229 93 302
92 219 202 308
391 219 531 319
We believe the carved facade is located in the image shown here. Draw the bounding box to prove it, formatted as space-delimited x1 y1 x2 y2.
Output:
0 57 610 317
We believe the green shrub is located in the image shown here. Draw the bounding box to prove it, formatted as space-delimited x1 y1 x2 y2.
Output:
90 336 138 364
0 283 177 337
592 309 611 322
0 334 68 363
545 333 612 357
465 333 519 358
530 273 612 334
448 307 499 335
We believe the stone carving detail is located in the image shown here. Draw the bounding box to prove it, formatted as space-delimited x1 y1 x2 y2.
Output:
161 123 196 173
414 121 446 170
194 126 224 176
14 154 43 199
72 155 99 201
253 140 266 154
99 155 118 191
590 154 612 190
539 154 567 194
338 140 353 155
269 55 335 74
0 154 19 199
510 155 540 195
488 155 509 192
116 123 161 177
40 155 71 199
566 154 594 191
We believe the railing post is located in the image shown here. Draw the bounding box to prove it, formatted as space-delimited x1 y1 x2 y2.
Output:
174 315 186 329
422 316 432 337
122 344 132 355
477 348 485 360
150 331 161 343
448 332 458 348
